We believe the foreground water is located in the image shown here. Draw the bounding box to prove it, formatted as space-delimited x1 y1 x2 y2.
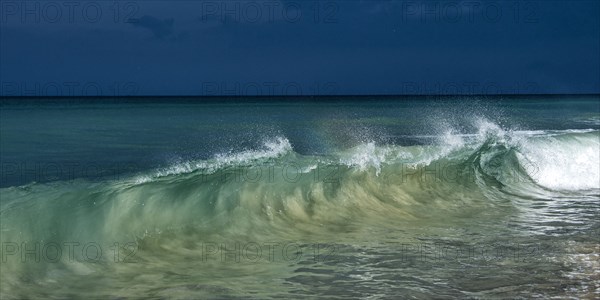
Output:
0 96 599 298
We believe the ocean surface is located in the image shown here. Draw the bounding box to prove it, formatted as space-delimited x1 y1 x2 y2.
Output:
0 96 599 298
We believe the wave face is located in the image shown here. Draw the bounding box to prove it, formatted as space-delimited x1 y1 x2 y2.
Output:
1 98 599 298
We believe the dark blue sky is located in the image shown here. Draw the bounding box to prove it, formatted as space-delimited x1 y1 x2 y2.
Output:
1 0 599 96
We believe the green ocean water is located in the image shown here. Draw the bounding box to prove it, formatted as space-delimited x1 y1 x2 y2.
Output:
0 96 599 298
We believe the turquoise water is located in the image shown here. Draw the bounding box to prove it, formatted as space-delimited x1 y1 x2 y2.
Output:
1 96 599 298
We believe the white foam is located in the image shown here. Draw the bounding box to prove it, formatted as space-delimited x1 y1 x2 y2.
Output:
340 142 392 175
338 133 468 174
134 137 292 184
213 136 292 167
517 132 600 191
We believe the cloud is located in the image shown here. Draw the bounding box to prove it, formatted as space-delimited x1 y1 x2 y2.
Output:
130 15 174 39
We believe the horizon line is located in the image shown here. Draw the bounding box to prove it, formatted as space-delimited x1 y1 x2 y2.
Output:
1 93 599 100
